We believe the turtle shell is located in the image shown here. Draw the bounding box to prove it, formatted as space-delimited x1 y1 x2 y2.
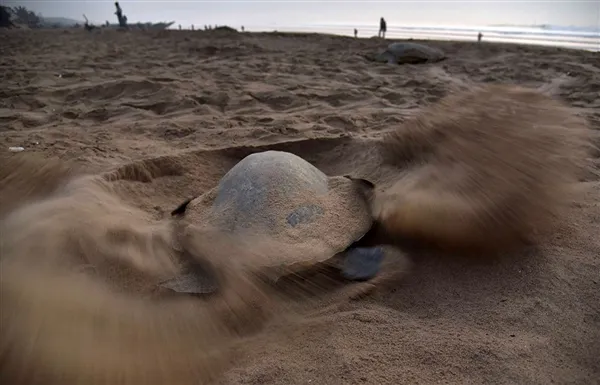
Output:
169 150 374 289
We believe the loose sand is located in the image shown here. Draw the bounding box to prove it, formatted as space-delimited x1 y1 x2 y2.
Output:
1 28 599 385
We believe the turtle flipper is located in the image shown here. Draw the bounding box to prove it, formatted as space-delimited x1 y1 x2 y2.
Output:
372 50 395 64
342 246 410 300
158 272 218 295
341 246 409 284
379 50 398 65
158 258 219 295
341 246 385 281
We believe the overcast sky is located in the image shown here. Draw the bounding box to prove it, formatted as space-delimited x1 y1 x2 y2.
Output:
5 1 600 29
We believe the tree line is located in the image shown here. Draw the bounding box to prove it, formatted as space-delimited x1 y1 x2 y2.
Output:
1 5 43 28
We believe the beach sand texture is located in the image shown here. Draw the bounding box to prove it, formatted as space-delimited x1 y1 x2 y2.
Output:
1 29 600 385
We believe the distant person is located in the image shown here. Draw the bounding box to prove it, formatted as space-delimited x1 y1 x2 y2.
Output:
241 25 245 32
191 24 195 30
478 31 483 42
379 17 387 39
178 24 181 30
354 28 357 38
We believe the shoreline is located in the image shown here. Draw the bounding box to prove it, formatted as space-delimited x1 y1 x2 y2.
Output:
250 27 600 52
3 27 598 53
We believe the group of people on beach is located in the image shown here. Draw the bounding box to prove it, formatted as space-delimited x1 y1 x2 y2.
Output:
355 17 483 43
353 17 386 39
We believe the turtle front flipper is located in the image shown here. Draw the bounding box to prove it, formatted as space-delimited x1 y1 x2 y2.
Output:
385 53 398 65
341 246 385 281
158 256 219 295
371 50 396 64
158 271 218 295
342 246 410 300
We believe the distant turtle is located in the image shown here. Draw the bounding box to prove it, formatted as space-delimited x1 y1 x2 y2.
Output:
161 150 385 294
366 42 446 64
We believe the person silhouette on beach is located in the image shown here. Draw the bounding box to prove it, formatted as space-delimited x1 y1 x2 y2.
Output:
478 31 483 43
354 28 358 38
379 17 387 39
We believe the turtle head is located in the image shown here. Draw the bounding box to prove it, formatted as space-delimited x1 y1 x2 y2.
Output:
362 52 378 62
344 175 375 189
365 50 397 64
344 175 376 201
379 50 398 64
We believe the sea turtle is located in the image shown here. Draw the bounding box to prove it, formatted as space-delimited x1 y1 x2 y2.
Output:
366 42 446 64
160 150 386 294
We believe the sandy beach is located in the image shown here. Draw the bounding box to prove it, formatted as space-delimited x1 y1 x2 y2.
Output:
1 28 600 384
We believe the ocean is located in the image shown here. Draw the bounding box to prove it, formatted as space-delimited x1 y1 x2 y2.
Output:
245 23 600 52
